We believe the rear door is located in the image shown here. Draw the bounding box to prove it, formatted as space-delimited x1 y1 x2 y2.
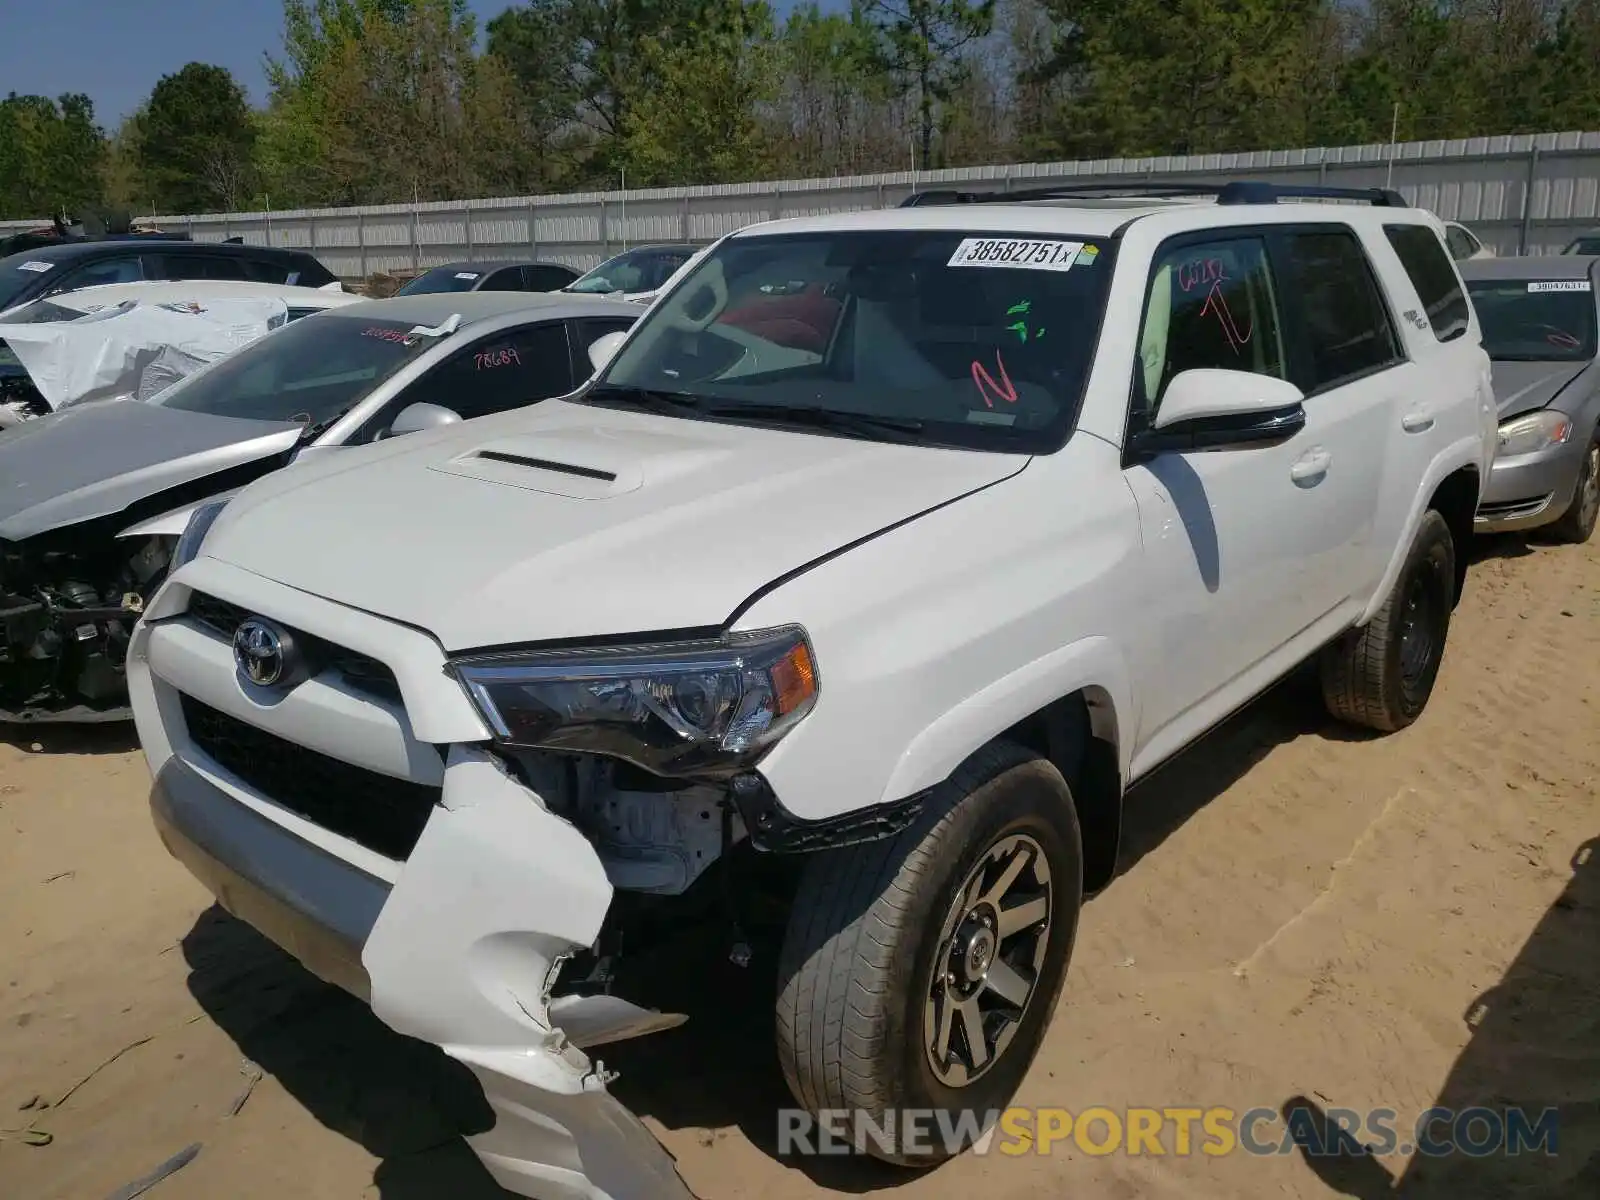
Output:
1268 225 1407 606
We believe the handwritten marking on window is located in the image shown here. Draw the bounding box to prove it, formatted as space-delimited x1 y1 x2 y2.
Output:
1177 258 1227 293
362 327 418 346
475 346 523 370
1175 255 1254 353
971 350 1018 408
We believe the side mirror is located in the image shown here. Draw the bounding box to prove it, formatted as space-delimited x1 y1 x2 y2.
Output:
1131 369 1306 459
387 401 461 437
586 330 628 375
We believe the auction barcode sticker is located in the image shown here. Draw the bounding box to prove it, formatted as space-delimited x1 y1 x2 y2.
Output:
948 239 1085 272
16 260 53 273
1528 280 1591 292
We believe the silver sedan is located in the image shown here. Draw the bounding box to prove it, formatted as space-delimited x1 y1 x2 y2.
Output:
1462 256 1600 542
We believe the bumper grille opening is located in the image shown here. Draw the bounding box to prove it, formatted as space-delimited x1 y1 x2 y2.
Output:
179 693 438 860
1476 494 1553 522
185 592 402 704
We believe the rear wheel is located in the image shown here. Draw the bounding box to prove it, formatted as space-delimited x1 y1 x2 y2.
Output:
1321 510 1455 733
775 742 1083 1165
1546 435 1600 545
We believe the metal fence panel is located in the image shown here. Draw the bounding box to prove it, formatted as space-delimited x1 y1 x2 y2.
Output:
6 130 1600 274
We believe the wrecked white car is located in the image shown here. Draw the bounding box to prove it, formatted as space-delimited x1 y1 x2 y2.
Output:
0 292 639 723
0 279 358 428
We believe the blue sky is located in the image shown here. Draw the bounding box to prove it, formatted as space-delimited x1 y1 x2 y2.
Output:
0 0 822 129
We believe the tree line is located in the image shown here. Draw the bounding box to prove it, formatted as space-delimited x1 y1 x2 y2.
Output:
3 0 1599 222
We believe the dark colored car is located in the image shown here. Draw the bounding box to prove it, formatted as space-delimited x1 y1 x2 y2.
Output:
0 239 338 316
397 260 582 296
1561 230 1600 255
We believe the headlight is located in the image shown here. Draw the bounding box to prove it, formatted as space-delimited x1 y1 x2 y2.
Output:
449 626 819 777
1497 409 1573 457
172 498 229 572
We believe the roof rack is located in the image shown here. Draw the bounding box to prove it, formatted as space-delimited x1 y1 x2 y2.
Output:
899 180 1408 208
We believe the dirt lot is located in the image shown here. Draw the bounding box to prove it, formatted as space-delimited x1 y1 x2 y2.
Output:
2 534 1596 1200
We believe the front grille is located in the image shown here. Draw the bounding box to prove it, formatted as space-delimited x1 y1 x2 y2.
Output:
185 592 402 703
180 693 438 860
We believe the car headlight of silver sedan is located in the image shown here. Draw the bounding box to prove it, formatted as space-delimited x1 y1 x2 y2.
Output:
448 626 819 777
1497 409 1574 457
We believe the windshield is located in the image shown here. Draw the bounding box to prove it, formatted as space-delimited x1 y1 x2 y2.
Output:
567 246 695 295
0 298 94 325
397 267 483 296
1466 280 1597 361
0 256 56 312
154 314 436 428
593 229 1113 451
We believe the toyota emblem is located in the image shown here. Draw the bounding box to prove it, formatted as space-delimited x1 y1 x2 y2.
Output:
233 619 289 686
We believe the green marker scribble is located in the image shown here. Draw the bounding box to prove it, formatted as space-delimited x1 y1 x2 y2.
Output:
1006 300 1031 316
1006 321 1029 342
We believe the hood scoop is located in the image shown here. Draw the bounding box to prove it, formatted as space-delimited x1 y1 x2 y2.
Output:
430 433 645 498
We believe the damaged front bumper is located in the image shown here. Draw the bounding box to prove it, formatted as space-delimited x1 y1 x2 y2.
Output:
145 721 695 1199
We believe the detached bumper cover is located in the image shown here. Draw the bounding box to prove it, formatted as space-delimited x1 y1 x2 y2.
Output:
147 730 694 1199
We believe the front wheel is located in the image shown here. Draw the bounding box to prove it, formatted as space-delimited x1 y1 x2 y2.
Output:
775 742 1083 1165
1546 436 1600 545
1321 509 1456 733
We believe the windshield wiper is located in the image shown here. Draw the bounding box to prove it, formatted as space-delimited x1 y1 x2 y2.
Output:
583 384 706 414
699 403 928 443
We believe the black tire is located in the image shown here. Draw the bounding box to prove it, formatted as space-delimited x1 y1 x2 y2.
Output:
1546 435 1600 545
1321 509 1456 733
775 741 1083 1166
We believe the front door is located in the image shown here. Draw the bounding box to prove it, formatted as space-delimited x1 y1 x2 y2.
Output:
1121 230 1382 771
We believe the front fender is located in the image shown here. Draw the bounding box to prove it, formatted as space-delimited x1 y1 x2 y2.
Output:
1361 434 1484 625
879 634 1135 804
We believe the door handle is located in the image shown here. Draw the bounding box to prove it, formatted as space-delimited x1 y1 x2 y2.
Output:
1290 448 1332 485
1402 410 1435 433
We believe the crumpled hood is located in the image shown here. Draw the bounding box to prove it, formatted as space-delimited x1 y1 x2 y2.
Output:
0 399 302 541
203 400 1028 650
1491 360 1590 420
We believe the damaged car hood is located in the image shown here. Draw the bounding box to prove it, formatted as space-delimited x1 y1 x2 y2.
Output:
0 399 302 541
1491 360 1591 420
203 399 1028 649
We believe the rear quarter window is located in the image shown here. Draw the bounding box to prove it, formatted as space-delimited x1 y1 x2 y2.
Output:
1383 225 1471 342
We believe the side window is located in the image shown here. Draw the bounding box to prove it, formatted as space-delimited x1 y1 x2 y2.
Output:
480 268 528 292
244 258 291 284
1137 235 1286 418
46 255 143 294
384 322 573 430
1444 226 1473 261
156 254 249 281
1383 225 1471 342
1280 230 1404 392
524 265 573 291
570 316 637 377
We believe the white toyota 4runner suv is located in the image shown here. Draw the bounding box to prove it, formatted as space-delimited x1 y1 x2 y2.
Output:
130 182 1495 1198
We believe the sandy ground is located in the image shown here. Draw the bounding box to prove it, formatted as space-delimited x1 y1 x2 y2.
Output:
1 533 1596 1200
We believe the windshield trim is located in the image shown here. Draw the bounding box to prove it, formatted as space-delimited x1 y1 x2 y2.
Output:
580 228 1123 455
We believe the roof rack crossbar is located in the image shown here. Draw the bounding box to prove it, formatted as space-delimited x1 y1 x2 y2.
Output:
899 180 1409 208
